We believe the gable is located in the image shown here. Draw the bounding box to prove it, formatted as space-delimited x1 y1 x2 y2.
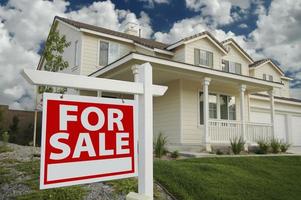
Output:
252 62 283 82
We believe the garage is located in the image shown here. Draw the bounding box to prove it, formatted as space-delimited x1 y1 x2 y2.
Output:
291 116 301 146
250 111 287 142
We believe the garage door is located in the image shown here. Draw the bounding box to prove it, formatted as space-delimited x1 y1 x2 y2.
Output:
250 111 287 142
292 116 301 146
275 114 286 142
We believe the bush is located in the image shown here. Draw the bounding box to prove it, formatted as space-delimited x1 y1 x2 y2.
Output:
257 140 269 154
170 150 179 159
216 149 223 155
270 138 281 153
1 131 9 144
154 133 168 158
230 137 245 155
107 178 137 195
280 141 290 153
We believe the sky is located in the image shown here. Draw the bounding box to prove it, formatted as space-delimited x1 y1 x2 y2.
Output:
0 0 301 110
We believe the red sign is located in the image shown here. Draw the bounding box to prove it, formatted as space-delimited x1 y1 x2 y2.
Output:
40 93 137 189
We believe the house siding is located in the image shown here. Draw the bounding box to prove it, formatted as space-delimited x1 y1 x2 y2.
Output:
153 80 181 144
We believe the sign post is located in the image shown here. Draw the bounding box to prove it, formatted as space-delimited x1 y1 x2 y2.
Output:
22 63 167 200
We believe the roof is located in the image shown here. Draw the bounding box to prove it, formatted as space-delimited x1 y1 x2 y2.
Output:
253 93 301 103
55 16 168 50
221 38 254 62
249 58 284 75
166 31 228 53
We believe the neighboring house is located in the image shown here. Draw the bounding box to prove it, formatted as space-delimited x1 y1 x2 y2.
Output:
37 16 301 152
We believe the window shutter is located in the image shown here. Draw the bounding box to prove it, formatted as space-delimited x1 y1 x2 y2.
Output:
99 41 109 66
263 74 266 80
207 51 213 67
194 48 200 65
222 60 229 72
269 75 273 81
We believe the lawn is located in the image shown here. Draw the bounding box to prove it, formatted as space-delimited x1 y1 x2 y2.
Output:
154 156 301 200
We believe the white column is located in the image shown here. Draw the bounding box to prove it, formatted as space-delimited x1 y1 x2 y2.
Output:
268 90 275 139
131 65 139 101
203 77 211 152
137 63 153 198
240 84 247 150
97 91 102 97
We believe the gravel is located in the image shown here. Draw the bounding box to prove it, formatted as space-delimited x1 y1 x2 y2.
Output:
0 142 174 200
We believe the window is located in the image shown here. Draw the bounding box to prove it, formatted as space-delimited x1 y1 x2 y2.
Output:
99 41 109 66
222 60 241 74
269 75 273 81
263 74 273 82
74 40 79 67
199 92 218 124
194 49 213 67
200 92 236 124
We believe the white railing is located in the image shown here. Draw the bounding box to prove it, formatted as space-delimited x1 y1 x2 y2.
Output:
209 120 272 143
209 120 242 143
245 122 272 143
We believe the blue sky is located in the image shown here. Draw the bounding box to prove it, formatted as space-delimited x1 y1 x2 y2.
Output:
0 0 300 109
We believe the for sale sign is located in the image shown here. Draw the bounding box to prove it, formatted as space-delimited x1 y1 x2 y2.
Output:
40 93 137 189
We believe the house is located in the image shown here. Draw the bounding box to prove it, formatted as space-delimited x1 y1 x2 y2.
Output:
37 16 301 152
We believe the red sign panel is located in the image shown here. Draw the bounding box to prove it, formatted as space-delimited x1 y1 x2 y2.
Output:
40 93 137 189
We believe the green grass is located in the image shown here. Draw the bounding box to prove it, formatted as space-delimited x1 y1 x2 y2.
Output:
0 166 12 184
0 145 13 153
154 156 301 200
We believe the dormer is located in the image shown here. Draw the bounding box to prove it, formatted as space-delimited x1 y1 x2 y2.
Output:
221 39 253 76
249 59 284 82
168 32 227 70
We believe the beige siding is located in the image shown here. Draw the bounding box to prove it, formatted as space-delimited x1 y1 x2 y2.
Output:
251 63 282 82
185 37 223 70
280 79 290 97
222 43 251 76
81 33 134 76
172 46 185 62
56 22 81 75
154 80 181 144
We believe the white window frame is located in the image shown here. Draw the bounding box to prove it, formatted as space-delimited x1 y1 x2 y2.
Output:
222 59 242 74
198 91 237 125
97 39 120 67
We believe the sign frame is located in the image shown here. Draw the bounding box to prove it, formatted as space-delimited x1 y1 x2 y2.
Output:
40 93 138 189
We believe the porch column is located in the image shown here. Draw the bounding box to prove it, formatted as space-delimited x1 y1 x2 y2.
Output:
203 77 211 152
268 90 275 138
240 84 248 150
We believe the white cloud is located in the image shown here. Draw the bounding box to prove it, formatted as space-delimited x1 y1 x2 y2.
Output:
0 0 153 110
138 0 170 8
239 23 248 29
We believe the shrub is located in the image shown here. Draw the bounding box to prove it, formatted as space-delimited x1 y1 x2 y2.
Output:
216 149 223 155
257 140 270 154
280 141 290 153
1 131 9 144
107 178 137 194
230 137 245 155
170 150 179 159
270 138 281 153
154 133 168 158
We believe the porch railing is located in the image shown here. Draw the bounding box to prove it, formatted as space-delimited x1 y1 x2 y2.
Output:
209 120 272 143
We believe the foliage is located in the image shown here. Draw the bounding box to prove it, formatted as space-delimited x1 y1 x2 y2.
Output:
257 140 270 154
0 145 13 153
170 150 179 159
9 116 19 143
216 149 224 155
154 133 168 158
0 109 3 132
0 166 12 184
39 21 70 94
230 137 245 155
1 131 9 144
107 178 138 195
154 156 301 200
280 141 291 153
270 138 281 153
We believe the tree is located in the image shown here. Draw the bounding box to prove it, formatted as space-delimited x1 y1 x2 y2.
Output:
39 21 71 94
0 109 3 133
9 116 19 143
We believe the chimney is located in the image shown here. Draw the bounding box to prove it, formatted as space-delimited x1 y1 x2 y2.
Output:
124 22 141 37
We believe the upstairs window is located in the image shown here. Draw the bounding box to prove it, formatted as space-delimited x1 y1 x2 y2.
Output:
222 60 241 74
99 41 109 66
194 49 213 67
263 74 273 82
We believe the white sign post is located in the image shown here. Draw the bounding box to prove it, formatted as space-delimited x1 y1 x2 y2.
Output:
22 63 167 200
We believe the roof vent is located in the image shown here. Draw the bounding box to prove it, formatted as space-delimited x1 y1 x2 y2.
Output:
124 22 141 37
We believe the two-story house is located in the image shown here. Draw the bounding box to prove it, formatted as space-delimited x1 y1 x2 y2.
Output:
37 16 301 152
